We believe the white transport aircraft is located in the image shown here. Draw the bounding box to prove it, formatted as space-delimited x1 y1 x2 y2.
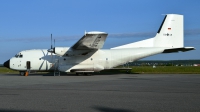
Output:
4 14 194 76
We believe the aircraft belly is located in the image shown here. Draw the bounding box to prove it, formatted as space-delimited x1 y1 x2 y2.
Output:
58 50 106 72
58 64 104 72
57 48 164 73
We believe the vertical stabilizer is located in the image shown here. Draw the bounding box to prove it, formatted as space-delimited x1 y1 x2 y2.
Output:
154 14 183 48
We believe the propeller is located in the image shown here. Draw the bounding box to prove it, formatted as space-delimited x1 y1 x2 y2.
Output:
52 39 56 63
47 34 58 72
51 34 53 50
51 34 52 56
39 50 49 71
47 34 55 53
54 39 55 49
47 34 56 64
51 34 53 62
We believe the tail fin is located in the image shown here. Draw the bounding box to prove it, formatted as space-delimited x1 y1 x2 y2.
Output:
112 14 194 52
154 14 183 48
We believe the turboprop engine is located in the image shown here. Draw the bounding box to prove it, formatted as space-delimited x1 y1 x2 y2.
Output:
48 47 92 56
48 47 70 56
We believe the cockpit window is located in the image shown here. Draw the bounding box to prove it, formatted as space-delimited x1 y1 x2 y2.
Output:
15 53 23 58
19 54 23 58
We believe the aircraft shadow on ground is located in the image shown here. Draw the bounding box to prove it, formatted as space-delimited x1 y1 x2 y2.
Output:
92 106 136 112
1 70 140 76
42 71 139 76
0 109 47 112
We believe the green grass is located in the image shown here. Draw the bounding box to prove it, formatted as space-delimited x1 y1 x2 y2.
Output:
0 67 18 74
130 66 200 74
94 66 200 74
1 66 200 74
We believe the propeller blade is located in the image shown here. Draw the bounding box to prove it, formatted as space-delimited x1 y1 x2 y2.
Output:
51 34 53 49
54 39 55 48
51 34 53 57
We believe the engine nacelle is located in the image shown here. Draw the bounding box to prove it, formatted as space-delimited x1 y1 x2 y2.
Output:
49 47 91 56
54 47 70 56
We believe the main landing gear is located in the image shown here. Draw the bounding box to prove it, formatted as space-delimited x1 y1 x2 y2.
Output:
76 72 92 76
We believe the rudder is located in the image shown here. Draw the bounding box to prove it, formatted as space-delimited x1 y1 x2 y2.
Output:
154 14 183 48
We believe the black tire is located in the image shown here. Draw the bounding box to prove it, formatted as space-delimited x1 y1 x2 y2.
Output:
76 73 81 76
20 71 25 76
84 73 92 76
126 70 130 74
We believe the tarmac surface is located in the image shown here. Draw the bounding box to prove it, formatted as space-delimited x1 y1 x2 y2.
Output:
0 73 200 112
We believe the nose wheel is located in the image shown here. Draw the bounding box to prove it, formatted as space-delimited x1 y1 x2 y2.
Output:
20 71 25 76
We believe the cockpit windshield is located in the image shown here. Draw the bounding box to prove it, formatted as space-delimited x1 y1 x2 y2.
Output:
15 53 23 58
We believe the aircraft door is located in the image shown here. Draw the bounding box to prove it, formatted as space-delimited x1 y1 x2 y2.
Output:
26 61 31 69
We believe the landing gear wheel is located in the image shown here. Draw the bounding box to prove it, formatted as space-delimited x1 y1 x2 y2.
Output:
76 73 81 76
126 70 130 74
20 71 25 76
84 73 92 76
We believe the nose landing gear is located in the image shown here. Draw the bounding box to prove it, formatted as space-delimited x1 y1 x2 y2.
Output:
20 71 25 76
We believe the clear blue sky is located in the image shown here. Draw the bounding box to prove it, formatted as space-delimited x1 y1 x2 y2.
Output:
0 0 200 63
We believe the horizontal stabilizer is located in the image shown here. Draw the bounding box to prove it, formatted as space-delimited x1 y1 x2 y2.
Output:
163 47 195 53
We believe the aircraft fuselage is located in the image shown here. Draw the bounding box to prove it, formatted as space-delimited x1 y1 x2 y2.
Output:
4 48 165 73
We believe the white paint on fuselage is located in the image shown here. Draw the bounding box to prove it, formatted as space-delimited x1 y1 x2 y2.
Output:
9 48 165 72
10 49 56 71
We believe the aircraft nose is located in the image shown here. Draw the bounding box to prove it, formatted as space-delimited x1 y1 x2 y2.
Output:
3 60 10 69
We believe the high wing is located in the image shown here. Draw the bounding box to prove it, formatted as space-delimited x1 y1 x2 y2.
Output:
48 31 108 56
71 31 108 50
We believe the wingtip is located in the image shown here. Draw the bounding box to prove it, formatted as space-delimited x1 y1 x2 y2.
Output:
86 31 107 34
